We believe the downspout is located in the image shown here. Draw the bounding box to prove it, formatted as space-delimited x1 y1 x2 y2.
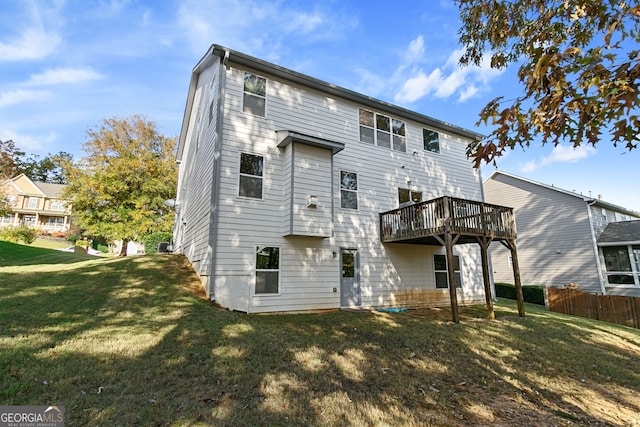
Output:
586 199 606 295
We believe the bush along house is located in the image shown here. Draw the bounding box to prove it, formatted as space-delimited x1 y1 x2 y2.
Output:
172 45 523 321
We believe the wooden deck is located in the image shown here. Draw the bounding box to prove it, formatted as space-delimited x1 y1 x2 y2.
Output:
379 196 516 245
379 196 522 323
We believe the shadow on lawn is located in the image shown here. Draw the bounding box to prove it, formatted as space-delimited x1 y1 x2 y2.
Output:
1 255 639 426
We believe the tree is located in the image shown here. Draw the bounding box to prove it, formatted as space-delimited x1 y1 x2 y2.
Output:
0 139 24 180
456 0 640 166
64 115 177 256
17 151 74 184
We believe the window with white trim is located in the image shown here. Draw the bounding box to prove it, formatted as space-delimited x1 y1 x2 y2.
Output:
423 128 440 153
27 197 38 209
239 153 264 199
243 72 266 117
434 254 462 289
340 171 358 210
0 215 11 225
602 245 639 285
398 188 422 205
359 108 406 152
255 246 280 294
50 200 65 211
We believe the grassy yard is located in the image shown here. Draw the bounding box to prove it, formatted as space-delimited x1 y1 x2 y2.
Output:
1 241 639 426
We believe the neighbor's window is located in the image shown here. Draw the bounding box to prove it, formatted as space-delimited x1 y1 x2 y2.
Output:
398 188 422 205
434 254 462 289
7 196 16 207
50 200 65 211
27 197 38 209
340 171 358 210
243 72 266 117
255 246 279 294
239 153 264 199
603 246 635 285
359 108 406 152
0 215 11 225
423 128 440 153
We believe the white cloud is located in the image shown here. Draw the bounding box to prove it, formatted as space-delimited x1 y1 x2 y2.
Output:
0 89 51 108
176 0 357 56
0 28 61 61
394 42 504 104
0 1 64 61
0 129 55 153
520 145 597 172
27 68 103 86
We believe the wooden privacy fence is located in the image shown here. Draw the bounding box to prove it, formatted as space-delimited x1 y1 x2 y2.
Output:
547 288 640 329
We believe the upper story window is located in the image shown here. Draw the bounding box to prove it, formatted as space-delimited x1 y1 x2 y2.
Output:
398 188 422 205
239 153 264 199
340 171 358 210
243 72 266 117
50 200 65 211
7 196 16 207
359 109 406 152
423 128 440 153
27 197 38 209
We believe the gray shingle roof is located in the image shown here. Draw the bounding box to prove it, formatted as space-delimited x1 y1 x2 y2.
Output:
33 181 66 198
597 220 640 244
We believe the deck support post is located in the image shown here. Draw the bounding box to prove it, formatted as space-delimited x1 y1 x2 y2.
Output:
445 231 459 324
478 237 495 320
500 239 525 317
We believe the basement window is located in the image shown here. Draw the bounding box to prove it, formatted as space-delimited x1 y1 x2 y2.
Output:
255 246 280 294
434 254 462 289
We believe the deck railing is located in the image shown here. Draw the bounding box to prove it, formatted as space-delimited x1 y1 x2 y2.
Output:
380 196 516 242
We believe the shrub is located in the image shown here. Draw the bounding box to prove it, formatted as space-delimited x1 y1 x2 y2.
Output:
143 232 173 254
495 282 545 305
0 226 38 245
96 244 109 254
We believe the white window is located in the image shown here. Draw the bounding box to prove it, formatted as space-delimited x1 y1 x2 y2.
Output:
239 153 264 199
7 196 16 207
0 215 12 225
47 217 64 226
340 171 358 210
243 72 266 117
602 245 638 286
359 108 406 152
398 188 422 205
434 254 462 289
50 200 65 211
255 246 279 294
27 197 38 209
423 128 440 153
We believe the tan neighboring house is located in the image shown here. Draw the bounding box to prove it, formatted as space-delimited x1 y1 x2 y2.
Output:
0 174 71 232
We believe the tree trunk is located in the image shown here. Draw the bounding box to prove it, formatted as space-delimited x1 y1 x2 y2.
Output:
119 239 128 257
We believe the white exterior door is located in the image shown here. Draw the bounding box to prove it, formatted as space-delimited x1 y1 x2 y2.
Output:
340 249 360 307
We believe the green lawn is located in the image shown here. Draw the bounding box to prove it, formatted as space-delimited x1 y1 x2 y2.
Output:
1 241 639 426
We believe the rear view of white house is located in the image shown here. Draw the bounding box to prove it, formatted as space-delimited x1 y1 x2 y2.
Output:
172 45 520 315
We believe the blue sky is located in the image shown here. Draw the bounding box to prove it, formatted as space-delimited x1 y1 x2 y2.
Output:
1 0 639 211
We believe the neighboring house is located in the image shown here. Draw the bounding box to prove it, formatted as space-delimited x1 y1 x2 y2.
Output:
0 174 72 232
484 170 640 297
597 221 640 293
172 44 519 314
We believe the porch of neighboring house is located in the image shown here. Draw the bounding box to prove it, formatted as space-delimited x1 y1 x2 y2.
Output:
379 196 524 323
0 212 70 232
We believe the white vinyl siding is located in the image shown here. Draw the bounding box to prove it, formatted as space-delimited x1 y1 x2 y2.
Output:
185 60 485 313
484 174 602 292
173 59 222 289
